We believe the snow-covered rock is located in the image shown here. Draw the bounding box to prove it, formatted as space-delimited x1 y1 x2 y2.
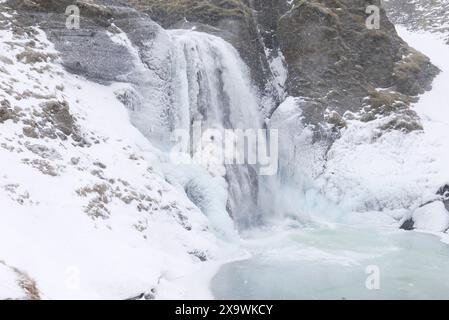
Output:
412 201 449 232
318 27 449 216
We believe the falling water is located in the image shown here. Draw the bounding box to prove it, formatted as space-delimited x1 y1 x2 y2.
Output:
167 29 265 228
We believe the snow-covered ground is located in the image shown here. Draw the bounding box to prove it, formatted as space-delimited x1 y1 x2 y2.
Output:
0 14 240 300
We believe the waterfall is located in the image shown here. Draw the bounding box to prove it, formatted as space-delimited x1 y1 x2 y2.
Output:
166 30 265 228
124 27 339 234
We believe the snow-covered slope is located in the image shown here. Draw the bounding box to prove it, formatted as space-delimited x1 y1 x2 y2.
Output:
317 23 449 229
0 12 229 300
385 0 449 42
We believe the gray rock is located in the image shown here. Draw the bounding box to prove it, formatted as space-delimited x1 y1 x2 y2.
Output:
400 218 415 231
384 0 449 42
277 0 439 126
438 185 449 211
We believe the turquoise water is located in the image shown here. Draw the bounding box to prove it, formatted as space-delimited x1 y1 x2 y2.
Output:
211 225 449 299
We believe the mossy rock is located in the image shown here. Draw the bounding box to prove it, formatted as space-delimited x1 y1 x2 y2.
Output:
362 90 423 133
128 0 250 27
367 90 413 112
393 50 439 96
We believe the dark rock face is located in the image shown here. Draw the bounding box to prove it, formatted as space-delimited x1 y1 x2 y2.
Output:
438 185 449 211
8 0 160 84
277 0 439 125
127 0 439 129
400 218 415 231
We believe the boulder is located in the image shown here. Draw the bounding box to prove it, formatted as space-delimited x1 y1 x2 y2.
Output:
412 201 449 233
400 218 415 231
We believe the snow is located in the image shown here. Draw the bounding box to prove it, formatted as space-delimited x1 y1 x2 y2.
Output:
0 263 25 300
413 201 449 232
0 21 233 299
318 27 449 217
163 29 264 226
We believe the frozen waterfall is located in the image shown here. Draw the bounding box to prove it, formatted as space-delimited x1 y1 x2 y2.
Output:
166 30 265 228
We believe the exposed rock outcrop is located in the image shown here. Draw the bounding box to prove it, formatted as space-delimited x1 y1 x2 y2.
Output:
277 0 438 127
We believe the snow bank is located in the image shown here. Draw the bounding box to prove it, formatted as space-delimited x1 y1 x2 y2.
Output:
318 28 449 218
0 17 230 299
413 201 449 232
0 263 25 300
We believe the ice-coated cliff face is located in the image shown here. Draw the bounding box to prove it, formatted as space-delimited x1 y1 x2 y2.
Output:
168 30 263 227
